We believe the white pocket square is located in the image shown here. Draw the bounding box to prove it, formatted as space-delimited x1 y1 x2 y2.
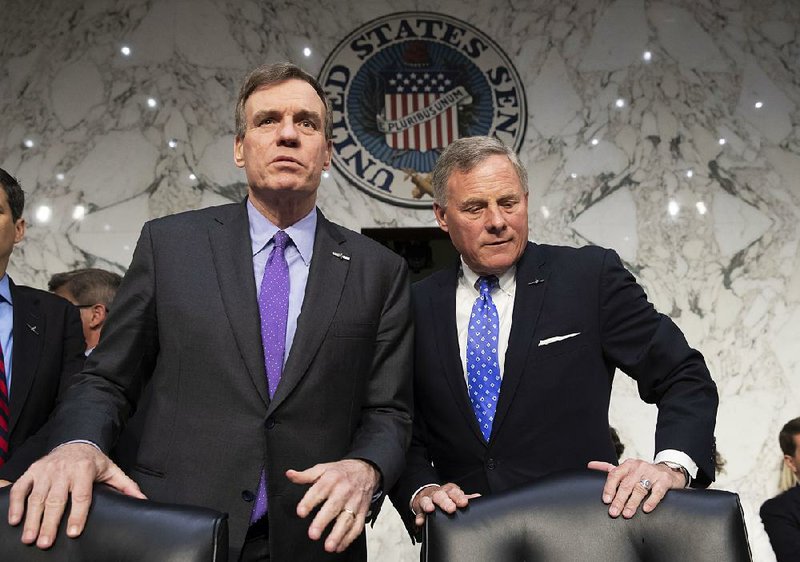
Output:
538 332 581 346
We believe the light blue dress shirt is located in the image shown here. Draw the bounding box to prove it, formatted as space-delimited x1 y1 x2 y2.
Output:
248 200 315 364
0 274 14 396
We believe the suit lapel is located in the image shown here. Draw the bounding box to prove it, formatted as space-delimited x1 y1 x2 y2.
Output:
266 212 348 416
492 243 549 437
429 264 488 445
208 202 269 408
9 281 44 434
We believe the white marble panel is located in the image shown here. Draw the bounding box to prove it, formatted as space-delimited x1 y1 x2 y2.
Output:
571 186 639 262
579 0 648 71
2 0 800 560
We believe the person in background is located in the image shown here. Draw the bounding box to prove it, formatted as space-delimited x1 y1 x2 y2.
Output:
390 136 718 536
0 168 84 485
48 268 121 355
761 417 800 561
6 63 413 561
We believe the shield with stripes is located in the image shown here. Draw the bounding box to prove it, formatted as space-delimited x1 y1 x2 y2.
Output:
379 69 465 152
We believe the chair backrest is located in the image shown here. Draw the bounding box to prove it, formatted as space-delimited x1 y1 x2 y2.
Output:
424 470 751 562
0 484 228 561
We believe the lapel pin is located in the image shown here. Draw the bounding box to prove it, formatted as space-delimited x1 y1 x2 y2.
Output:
27 323 39 334
332 251 350 261
528 279 544 285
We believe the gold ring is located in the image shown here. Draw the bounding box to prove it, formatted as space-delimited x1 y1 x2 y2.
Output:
342 507 356 518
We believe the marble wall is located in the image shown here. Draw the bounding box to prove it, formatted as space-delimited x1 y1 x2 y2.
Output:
2 0 799 559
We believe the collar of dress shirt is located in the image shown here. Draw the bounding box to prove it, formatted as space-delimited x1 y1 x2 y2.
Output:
247 199 317 266
0 273 11 305
459 258 516 298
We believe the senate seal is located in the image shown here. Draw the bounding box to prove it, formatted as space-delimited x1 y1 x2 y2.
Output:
319 12 527 208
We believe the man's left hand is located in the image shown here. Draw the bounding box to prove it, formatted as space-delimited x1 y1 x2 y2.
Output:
588 459 686 518
287 459 379 554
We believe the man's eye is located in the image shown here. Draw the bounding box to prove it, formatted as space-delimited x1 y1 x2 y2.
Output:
300 120 317 129
258 118 274 126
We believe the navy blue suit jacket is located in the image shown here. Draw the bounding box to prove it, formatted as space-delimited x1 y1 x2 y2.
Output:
0 280 85 480
762 485 800 561
390 243 718 530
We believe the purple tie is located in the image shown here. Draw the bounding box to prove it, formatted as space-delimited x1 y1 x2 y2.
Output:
252 230 290 522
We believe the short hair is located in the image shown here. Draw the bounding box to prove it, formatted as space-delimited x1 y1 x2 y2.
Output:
0 167 25 222
48 268 122 309
431 136 528 207
234 62 332 141
779 417 800 456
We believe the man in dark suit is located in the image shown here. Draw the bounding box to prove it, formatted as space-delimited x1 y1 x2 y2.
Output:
390 136 718 533
0 168 85 483
761 417 800 561
7 64 413 561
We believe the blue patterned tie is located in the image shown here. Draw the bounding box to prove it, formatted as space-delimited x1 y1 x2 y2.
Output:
251 230 290 523
466 275 501 442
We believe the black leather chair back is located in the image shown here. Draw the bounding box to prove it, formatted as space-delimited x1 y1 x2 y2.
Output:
0 485 228 561
424 470 751 562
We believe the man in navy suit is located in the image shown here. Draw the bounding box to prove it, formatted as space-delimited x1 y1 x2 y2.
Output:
761 417 800 561
7 64 412 561
390 136 718 533
0 168 85 484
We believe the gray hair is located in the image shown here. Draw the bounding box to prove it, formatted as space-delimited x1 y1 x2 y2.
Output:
431 136 528 207
235 62 332 140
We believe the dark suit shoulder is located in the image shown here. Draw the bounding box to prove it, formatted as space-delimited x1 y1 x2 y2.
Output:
762 486 800 518
530 242 615 266
12 283 76 312
146 202 242 230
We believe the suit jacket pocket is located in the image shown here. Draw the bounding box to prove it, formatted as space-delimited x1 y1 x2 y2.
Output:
534 332 587 360
131 464 166 478
331 322 376 339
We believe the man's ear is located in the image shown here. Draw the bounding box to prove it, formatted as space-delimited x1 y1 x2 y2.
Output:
323 140 332 170
90 304 107 329
433 203 449 233
234 136 245 169
14 218 25 244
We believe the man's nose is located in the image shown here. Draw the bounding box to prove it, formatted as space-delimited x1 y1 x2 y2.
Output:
485 205 506 231
277 118 299 144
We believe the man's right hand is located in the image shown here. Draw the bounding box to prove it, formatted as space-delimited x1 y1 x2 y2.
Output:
411 483 479 527
7 443 145 549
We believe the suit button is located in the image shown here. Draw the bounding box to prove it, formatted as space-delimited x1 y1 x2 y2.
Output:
265 418 275 429
242 490 255 502
487 458 496 470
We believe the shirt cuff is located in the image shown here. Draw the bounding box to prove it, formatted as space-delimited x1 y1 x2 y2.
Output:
53 440 103 453
654 449 697 486
410 483 440 515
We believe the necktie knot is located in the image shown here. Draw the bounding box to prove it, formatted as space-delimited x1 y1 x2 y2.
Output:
273 230 290 251
476 275 498 297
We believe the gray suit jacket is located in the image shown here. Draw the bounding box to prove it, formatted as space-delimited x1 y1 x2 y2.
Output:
48 201 413 560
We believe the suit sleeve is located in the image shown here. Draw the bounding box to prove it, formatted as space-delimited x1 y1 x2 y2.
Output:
46 222 160 452
0 300 85 480
343 254 413 496
761 494 800 561
598 249 718 486
388 285 442 534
